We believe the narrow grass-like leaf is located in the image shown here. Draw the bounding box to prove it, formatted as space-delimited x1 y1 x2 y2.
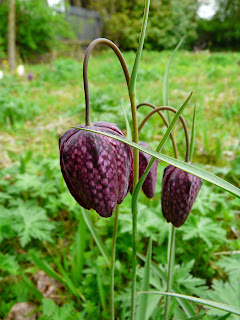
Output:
121 99 132 141
163 36 185 121
136 238 152 320
20 270 43 301
54 258 85 301
189 105 196 162
74 128 240 199
81 208 110 266
186 314 206 319
137 292 240 315
30 251 65 284
128 0 150 95
137 253 196 317
96 263 107 312
71 213 86 286
218 313 232 320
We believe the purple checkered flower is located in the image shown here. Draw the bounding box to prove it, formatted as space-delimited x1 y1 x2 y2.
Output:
161 164 202 227
59 121 133 218
130 142 158 198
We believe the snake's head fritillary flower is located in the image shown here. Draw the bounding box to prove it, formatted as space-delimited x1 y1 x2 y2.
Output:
130 142 158 198
27 73 33 81
59 121 133 218
161 164 202 227
139 142 158 198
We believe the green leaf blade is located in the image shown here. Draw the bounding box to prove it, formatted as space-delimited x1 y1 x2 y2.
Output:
137 292 240 315
74 128 240 199
136 238 152 320
81 208 110 266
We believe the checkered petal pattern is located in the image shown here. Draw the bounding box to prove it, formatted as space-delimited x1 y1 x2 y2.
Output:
161 164 202 227
59 121 133 218
139 142 158 198
129 142 158 198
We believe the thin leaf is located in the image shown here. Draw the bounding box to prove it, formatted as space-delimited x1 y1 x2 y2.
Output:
163 36 185 120
81 208 110 266
218 313 232 320
54 258 85 301
71 213 86 286
74 128 240 199
189 105 196 162
20 270 43 301
138 253 196 317
129 0 151 94
30 251 65 285
186 314 206 319
121 99 132 141
137 292 240 315
136 238 152 320
96 262 107 312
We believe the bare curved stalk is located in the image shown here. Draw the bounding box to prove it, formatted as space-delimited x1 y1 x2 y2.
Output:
137 103 178 159
83 38 130 126
137 103 190 162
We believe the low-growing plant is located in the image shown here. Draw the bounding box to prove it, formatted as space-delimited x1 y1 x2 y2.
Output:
1 1 240 319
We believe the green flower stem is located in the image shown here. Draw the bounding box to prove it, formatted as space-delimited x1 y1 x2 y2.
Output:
110 204 119 320
164 224 176 320
83 38 130 126
137 103 190 162
129 1 150 319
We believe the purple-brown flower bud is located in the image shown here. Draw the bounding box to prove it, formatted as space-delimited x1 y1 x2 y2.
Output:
161 164 202 227
59 121 133 218
130 142 158 198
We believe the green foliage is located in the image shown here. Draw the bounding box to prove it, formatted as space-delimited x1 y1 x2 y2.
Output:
0 52 239 319
94 0 198 50
0 0 73 59
39 298 78 320
181 216 227 248
197 0 240 50
206 279 240 319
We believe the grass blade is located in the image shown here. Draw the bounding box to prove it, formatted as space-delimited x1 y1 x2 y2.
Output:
189 105 196 162
218 313 232 320
96 262 107 313
137 292 240 315
136 238 152 320
138 255 194 315
138 253 196 317
121 99 132 141
20 270 43 301
81 208 110 266
71 213 86 286
128 0 150 95
163 36 185 120
74 126 240 200
30 251 65 284
186 314 206 319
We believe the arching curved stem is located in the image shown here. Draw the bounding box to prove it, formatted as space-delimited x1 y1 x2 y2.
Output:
137 103 178 159
83 38 130 126
137 103 190 162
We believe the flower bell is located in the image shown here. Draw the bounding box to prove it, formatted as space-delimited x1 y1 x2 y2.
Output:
130 142 158 198
161 164 202 227
139 142 158 198
59 121 133 218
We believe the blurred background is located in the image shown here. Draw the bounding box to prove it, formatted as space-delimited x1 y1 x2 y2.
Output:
1 0 240 65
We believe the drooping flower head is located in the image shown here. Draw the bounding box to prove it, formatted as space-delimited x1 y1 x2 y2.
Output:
139 142 158 198
161 164 202 227
59 121 133 218
130 141 158 198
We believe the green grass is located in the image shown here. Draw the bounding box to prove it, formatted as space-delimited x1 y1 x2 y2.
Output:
0 50 239 319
